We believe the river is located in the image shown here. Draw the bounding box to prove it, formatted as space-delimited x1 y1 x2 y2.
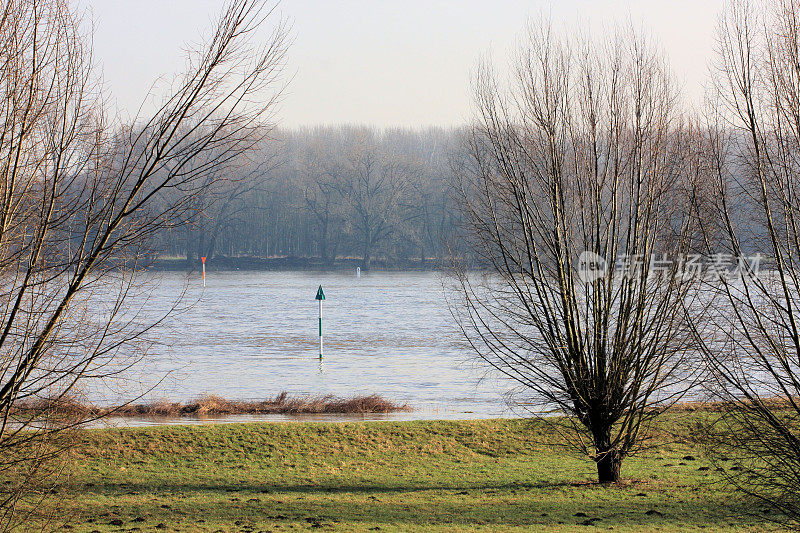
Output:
88 270 514 424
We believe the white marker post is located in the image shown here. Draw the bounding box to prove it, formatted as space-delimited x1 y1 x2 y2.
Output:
315 285 325 359
356 267 360 278
201 256 206 287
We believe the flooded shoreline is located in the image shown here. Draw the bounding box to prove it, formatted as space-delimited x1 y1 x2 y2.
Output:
87 271 510 418
85 405 521 428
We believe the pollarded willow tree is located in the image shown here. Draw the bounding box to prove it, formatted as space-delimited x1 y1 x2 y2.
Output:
0 0 287 528
452 22 705 483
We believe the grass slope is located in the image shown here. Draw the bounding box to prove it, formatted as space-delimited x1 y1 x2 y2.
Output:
34 418 785 532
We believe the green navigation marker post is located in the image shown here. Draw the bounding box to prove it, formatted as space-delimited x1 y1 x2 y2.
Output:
315 285 325 359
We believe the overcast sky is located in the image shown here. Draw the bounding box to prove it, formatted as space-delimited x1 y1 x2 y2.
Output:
75 0 725 128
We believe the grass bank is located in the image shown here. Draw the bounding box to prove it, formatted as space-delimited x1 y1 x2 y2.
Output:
23 418 784 532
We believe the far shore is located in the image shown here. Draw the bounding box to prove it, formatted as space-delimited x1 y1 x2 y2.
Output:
150 256 444 272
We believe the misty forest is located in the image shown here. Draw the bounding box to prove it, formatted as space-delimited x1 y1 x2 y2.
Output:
154 126 463 270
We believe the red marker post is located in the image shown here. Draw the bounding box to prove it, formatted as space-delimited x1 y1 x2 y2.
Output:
201 256 206 287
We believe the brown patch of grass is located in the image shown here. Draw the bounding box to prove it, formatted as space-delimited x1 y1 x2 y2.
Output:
13 393 411 419
671 397 800 412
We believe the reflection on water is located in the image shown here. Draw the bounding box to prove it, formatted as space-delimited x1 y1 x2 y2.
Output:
91 271 512 423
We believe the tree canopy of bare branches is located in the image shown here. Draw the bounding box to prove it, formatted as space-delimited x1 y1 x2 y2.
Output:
0 0 287 527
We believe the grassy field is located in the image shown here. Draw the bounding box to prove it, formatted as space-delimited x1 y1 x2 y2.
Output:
25 418 788 532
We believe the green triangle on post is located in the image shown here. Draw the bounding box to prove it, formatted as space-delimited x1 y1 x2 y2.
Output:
315 285 325 300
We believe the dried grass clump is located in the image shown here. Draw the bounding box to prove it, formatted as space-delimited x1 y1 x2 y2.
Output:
13 392 411 419
671 398 800 413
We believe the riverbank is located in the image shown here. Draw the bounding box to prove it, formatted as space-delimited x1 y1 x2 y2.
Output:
17 417 783 532
151 256 444 272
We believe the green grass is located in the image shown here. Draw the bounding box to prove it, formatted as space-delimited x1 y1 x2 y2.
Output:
29 418 787 532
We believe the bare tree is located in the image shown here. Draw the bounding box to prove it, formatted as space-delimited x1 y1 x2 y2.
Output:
690 0 800 524
338 129 412 270
0 0 287 527
452 21 702 483
299 128 349 263
176 141 277 263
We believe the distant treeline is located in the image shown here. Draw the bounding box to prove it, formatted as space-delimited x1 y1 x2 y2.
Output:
151 126 465 270
145 124 770 273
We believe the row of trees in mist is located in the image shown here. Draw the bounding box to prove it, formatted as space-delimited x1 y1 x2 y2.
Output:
154 126 462 269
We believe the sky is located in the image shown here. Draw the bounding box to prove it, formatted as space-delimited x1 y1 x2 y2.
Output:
76 0 726 128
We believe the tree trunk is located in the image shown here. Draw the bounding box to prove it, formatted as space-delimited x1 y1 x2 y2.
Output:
320 219 329 263
595 448 621 483
592 424 622 483
206 235 217 260
362 233 372 270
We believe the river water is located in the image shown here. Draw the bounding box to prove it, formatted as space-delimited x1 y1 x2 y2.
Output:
91 271 514 424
